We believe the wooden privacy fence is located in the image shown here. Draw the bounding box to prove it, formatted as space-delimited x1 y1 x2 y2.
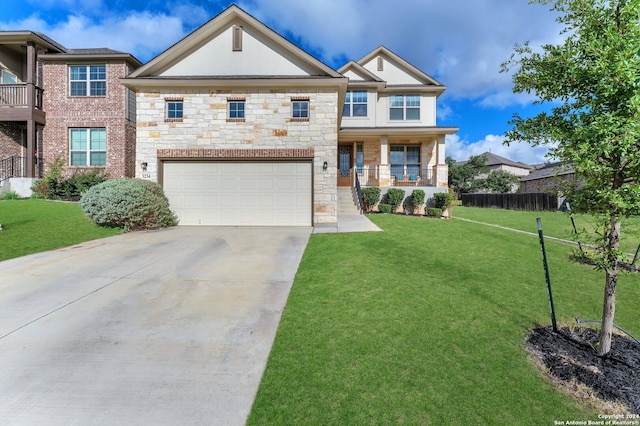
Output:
461 193 558 211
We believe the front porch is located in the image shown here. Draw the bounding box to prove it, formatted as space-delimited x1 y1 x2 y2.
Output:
337 135 449 189
341 165 436 187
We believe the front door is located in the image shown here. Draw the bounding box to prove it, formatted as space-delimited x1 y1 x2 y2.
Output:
337 145 352 187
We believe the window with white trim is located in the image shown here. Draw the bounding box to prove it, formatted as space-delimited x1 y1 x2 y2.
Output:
70 128 106 166
389 95 420 120
166 99 183 121
390 145 420 179
70 65 106 96
291 98 309 121
343 91 367 117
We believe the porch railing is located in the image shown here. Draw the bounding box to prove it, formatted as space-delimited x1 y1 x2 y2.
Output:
0 85 44 109
0 156 26 182
390 168 434 186
354 168 363 214
355 165 435 187
357 165 380 187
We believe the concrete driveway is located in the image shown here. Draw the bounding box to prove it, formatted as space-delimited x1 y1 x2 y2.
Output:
0 226 311 425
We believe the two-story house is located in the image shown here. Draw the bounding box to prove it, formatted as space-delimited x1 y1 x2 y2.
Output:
338 47 457 193
122 5 458 227
0 31 141 194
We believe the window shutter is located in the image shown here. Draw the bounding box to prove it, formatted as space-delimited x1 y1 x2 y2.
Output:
377 57 384 71
232 26 243 51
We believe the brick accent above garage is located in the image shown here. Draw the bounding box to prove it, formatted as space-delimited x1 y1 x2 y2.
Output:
157 148 314 159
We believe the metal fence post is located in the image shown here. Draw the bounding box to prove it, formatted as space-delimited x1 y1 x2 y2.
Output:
537 218 558 332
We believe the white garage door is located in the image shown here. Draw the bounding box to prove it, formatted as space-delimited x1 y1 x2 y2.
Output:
163 161 312 226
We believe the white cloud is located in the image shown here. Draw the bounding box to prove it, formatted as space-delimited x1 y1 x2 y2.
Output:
242 0 564 104
445 134 553 165
0 12 186 62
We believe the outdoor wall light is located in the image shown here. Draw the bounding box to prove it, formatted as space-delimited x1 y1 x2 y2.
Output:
141 162 148 171
323 161 328 171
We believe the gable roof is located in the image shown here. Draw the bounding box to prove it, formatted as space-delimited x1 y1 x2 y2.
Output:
358 46 443 86
126 4 343 82
337 60 385 84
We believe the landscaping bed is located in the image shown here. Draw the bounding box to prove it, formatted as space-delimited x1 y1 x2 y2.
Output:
526 326 640 414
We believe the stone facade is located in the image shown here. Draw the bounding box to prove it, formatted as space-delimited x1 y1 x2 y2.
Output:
136 88 339 224
41 60 137 178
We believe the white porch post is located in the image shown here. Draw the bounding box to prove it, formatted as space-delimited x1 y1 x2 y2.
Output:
433 135 448 188
380 136 390 187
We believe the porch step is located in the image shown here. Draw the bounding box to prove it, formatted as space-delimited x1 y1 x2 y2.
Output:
337 187 361 216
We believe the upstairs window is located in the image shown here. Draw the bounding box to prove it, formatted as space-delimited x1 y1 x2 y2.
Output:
1 69 18 84
291 97 309 121
389 95 420 120
227 98 245 122
343 91 367 117
70 128 106 166
165 99 183 121
70 65 106 96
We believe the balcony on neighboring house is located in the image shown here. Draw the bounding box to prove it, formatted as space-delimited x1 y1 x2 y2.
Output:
0 83 45 122
0 31 64 178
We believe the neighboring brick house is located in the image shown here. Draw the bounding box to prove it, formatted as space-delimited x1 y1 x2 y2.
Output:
0 31 140 193
520 161 576 193
40 49 141 178
122 5 457 226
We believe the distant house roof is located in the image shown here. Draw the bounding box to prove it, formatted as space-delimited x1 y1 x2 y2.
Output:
456 152 532 170
39 47 142 68
520 162 575 182
480 152 532 170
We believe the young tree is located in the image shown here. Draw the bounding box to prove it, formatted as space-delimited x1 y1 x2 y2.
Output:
502 0 640 356
446 155 489 194
485 170 521 193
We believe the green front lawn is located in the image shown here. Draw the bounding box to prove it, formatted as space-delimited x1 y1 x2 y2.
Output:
454 206 640 254
249 213 640 424
0 199 121 262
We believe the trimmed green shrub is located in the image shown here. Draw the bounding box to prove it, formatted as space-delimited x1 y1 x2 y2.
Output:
411 189 425 215
362 187 381 211
378 203 392 214
386 188 405 213
427 207 443 218
80 178 177 231
0 191 21 200
433 191 454 210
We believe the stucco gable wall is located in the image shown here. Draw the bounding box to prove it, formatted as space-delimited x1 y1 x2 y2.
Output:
160 24 315 77
361 56 422 85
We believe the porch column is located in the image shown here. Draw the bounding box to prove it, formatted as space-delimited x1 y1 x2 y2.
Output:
433 134 448 188
25 42 36 178
379 135 391 187
380 136 388 164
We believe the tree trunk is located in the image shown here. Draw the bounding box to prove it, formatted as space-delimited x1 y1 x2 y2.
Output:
598 216 620 357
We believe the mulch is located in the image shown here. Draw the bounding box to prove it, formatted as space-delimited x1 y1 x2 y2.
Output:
526 326 640 414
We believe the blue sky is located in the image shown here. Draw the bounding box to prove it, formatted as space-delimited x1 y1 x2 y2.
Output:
1 0 564 164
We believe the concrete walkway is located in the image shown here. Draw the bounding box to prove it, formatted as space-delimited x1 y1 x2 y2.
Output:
313 212 382 234
0 227 311 426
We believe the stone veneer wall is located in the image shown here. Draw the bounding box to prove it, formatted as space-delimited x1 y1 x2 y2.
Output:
41 61 136 178
136 88 339 224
